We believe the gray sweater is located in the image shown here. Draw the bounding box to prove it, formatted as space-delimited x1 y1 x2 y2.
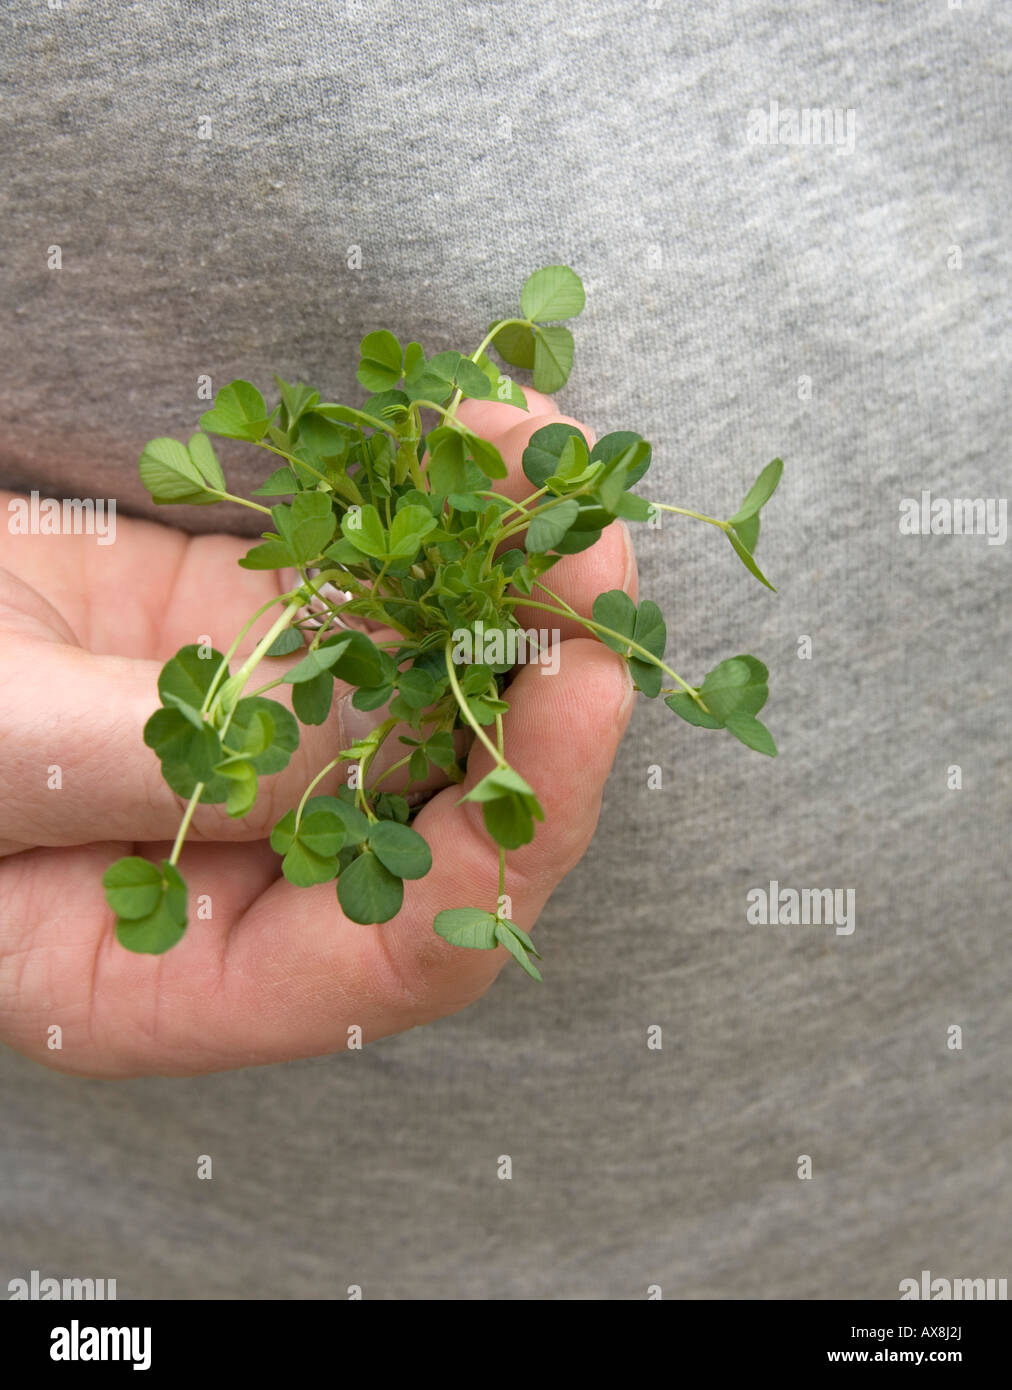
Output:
1 0 1008 1298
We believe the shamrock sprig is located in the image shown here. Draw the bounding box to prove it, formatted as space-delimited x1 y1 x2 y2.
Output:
102 265 784 982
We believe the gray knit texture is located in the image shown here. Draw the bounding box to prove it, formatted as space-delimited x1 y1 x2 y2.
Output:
1 0 1008 1298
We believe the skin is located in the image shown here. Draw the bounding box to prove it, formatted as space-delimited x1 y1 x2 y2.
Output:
0 392 638 1078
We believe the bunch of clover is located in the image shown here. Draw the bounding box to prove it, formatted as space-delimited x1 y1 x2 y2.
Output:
101 267 783 981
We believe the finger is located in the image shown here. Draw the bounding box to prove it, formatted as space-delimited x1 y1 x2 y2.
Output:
1 399 624 848
205 638 635 1062
0 495 291 664
455 397 597 504
1 643 634 1075
457 394 638 632
451 384 559 440
508 518 639 645
0 619 389 850
369 639 637 1019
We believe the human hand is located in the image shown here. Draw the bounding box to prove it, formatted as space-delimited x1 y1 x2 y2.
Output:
0 392 637 1078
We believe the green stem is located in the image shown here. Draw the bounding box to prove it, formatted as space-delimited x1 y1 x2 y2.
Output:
403 410 425 491
172 594 305 870
168 784 204 867
531 578 578 618
304 565 416 639
305 568 369 599
471 318 531 367
315 404 399 438
256 442 330 490
295 757 344 826
354 719 398 819
480 491 585 579
368 752 413 793
477 485 548 522
444 638 506 765
502 596 708 706
494 483 544 517
211 594 306 732
210 490 274 516
495 491 589 546
231 596 305 684
443 317 532 424
648 502 729 530
199 592 297 715
247 676 286 698
493 690 507 906
410 399 463 423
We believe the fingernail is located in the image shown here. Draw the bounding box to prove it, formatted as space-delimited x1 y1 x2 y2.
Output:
336 690 387 746
618 659 637 720
617 518 635 593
